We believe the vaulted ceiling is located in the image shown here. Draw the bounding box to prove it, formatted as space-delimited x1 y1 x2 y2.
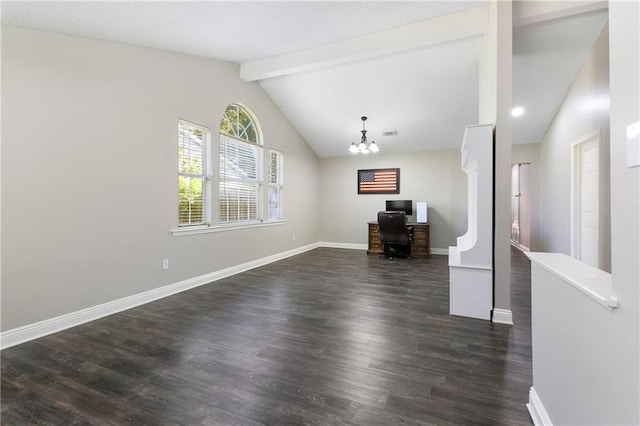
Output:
1 1 608 158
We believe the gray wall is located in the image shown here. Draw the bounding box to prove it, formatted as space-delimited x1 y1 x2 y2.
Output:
318 149 467 251
538 24 611 272
608 1 639 420
529 7 639 423
1 26 319 331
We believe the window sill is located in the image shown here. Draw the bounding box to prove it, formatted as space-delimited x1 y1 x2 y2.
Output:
171 220 286 237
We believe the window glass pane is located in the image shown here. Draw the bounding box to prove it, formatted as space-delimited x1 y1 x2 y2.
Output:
178 120 209 227
178 124 203 174
269 151 278 184
268 186 281 220
268 149 283 221
178 176 204 226
219 181 258 223
220 137 259 181
220 104 258 144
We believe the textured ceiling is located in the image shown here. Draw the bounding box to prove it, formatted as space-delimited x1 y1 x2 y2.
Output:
1 1 609 158
0 1 483 62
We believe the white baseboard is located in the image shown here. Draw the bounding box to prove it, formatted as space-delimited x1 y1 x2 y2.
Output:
0 242 319 350
527 386 553 426
492 308 514 325
319 243 449 256
319 242 368 250
430 248 448 255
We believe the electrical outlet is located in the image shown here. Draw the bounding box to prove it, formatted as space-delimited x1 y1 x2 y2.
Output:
292 233 296 241
162 259 169 270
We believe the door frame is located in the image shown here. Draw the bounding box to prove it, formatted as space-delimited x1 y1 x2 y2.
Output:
511 162 532 252
570 129 601 267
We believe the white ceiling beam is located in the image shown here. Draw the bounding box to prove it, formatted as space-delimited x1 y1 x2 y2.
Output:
513 0 608 27
240 5 488 82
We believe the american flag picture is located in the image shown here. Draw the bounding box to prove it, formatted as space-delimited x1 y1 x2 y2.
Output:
358 168 400 194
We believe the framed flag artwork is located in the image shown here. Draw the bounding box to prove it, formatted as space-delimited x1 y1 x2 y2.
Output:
357 168 400 194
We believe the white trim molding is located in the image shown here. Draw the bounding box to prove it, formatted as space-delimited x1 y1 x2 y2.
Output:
240 5 488 81
430 248 449 256
171 219 286 237
0 242 319 350
527 386 553 426
526 252 618 310
511 240 530 252
319 242 368 250
492 308 514 325
1 241 450 349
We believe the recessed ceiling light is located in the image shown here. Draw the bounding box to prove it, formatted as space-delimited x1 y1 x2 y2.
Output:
511 106 525 117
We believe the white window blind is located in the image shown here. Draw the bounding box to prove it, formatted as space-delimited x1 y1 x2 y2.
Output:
178 120 210 227
219 134 261 223
268 149 284 220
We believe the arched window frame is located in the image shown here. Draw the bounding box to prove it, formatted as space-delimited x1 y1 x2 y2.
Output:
218 104 263 225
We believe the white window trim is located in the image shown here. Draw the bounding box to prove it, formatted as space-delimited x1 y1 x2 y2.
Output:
171 219 286 237
267 149 284 221
177 119 211 227
218 104 263 225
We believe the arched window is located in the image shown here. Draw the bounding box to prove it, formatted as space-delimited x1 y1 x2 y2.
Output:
219 104 262 223
220 104 258 143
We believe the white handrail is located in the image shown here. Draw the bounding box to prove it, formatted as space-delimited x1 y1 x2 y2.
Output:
526 252 619 310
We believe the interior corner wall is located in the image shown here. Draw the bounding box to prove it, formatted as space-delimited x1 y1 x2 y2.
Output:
0 25 319 331
317 149 467 251
530 5 638 423
608 0 640 421
478 1 497 125
512 143 540 251
479 0 513 316
538 23 611 272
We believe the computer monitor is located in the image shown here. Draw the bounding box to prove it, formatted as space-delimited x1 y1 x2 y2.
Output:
385 200 412 216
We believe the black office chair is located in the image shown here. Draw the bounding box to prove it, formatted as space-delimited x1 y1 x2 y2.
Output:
377 211 413 259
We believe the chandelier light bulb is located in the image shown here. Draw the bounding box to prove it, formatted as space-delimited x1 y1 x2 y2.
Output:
348 116 380 155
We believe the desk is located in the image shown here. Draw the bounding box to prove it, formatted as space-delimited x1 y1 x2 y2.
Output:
367 222 431 258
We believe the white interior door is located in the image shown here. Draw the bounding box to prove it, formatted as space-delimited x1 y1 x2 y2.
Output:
572 131 600 268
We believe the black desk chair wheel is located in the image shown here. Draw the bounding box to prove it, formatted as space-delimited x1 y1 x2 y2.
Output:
377 211 413 259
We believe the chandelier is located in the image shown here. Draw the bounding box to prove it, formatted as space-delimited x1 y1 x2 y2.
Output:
349 116 379 154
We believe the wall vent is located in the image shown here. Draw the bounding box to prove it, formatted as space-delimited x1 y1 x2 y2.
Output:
382 131 398 137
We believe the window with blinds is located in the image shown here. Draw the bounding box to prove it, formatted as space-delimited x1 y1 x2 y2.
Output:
268 149 284 220
178 120 210 227
219 104 262 224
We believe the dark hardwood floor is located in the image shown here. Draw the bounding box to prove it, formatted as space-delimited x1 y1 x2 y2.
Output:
1 247 532 425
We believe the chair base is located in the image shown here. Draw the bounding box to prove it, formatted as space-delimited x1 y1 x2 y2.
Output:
381 244 412 260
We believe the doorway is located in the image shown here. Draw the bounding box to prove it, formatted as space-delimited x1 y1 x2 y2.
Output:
511 163 531 251
571 130 601 269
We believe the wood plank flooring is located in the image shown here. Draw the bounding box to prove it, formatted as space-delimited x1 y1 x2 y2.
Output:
1 247 533 425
